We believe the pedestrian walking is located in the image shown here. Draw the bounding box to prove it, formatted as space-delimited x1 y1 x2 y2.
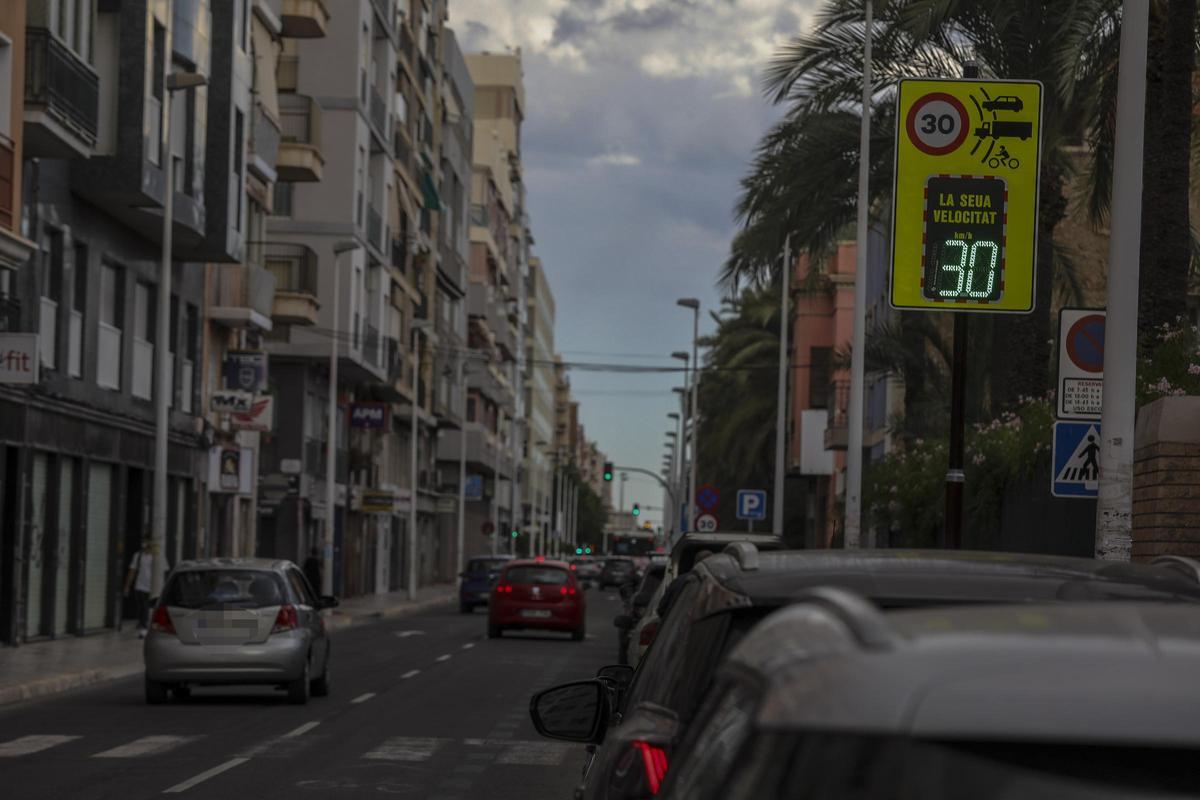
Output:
124 539 169 639
303 546 322 594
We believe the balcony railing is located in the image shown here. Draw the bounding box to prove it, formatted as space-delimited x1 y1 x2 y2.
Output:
263 242 318 295
824 378 851 451
399 24 414 67
367 205 382 251
369 88 387 140
280 93 321 148
0 139 13 230
24 27 100 147
212 263 277 322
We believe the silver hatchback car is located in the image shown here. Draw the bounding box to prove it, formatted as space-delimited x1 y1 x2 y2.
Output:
143 558 337 705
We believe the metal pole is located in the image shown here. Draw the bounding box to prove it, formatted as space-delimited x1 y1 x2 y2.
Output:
151 88 175 599
773 235 791 536
844 0 872 550
943 60 980 550
456 358 467 580
408 327 422 601
490 424 500 556
324 251 342 597
619 472 626 529
510 418 519 555
676 390 687 532
688 309 699 532
1096 0 1149 561
571 483 579 548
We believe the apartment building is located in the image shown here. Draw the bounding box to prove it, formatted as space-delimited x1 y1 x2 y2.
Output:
523 256 555 554
0 2 35 273
0 0 254 643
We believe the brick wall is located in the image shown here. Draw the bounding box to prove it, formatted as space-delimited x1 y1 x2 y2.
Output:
1132 397 1200 560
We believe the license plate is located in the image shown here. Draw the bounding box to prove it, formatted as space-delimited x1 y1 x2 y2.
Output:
520 609 552 619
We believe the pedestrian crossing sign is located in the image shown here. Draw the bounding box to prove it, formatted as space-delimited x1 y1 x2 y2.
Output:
1052 421 1101 498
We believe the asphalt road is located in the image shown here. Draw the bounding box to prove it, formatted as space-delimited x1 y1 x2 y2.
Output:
0 586 622 800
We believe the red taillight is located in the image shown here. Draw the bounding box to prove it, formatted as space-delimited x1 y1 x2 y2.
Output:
150 604 175 635
495 584 513 594
638 621 659 646
632 741 669 794
535 555 545 562
559 586 577 596
569 564 576 571
272 604 299 634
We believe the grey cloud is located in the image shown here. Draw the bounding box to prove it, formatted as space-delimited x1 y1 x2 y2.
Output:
610 5 685 33
552 11 591 44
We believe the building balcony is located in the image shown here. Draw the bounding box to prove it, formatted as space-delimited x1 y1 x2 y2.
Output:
824 378 850 451
369 88 388 148
281 0 330 38
277 94 324 182
0 138 14 232
210 263 277 331
367 204 383 253
264 242 320 326
23 27 99 158
278 55 299 92
437 423 511 477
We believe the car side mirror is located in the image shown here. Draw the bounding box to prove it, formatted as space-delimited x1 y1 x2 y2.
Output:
613 614 633 630
529 680 608 744
596 664 634 689
317 595 339 609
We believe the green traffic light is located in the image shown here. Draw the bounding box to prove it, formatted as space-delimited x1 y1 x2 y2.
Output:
632 504 640 517
575 547 583 555
511 530 519 538
584 547 591 554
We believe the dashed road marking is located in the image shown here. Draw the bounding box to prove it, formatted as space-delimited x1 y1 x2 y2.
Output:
436 654 451 662
0 735 80 757
284 722 321 738
363 737 450 762
94 735 199 759
401 669 420 679
162 757 249 794
461 642 475 650
350 692 376 704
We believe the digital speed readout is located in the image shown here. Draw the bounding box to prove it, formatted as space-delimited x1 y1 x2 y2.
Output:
921 175 1007 303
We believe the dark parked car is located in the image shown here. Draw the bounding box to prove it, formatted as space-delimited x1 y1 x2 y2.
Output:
599 557 637 589
532 546 1200 800
614 563 666 664
655 597 1200 798
459 555 514 613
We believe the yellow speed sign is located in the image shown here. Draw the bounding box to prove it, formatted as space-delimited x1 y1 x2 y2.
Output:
890 78 1043 312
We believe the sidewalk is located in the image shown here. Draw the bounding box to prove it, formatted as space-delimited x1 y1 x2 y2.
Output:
0 583 456 708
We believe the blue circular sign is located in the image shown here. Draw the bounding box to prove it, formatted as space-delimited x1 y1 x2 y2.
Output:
1066 315 1105 374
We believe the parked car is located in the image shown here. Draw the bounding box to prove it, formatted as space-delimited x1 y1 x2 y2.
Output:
458 554 514 613
599 557 637 589
626 532 784 666
488 559 586 641
143 558 338 705
653 596 1200 798
614 563 666 664
572 557 604 586
532 546 1200 800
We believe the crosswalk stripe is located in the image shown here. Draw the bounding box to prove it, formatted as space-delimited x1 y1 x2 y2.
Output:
94 735 199 758
496 741 573 766
0 735 80 757
363 737 450 762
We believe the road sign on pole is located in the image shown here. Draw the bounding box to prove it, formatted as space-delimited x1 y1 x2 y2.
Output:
1057 308 1105 420
890 78 1044 313
695 514 718 533
736 490 767 522
1053 421 1102 498
696 484 720 514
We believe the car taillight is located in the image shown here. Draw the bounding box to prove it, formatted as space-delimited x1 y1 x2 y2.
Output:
495 584 513 594
150 604 175 635
272 604 299 634
569 564 576 571
559 586 577 596
638 621 659 646
632 741 669 795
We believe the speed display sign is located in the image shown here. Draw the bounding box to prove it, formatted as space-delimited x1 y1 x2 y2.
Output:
890 79 1043 313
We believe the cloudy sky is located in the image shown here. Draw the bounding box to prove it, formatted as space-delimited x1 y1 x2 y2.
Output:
449 0 820 530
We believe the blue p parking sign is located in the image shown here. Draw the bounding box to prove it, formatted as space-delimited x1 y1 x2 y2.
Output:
736 490 767 521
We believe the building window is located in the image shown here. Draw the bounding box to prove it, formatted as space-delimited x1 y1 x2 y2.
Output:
233 109 245 231
467 396 477 422
131 282 154 399
273 181 294 216
0 35 11 141
69 241 87 378
148 22 166 165
809 347 831 409
97 263 122 390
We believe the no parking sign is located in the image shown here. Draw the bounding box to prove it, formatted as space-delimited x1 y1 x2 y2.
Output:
1057 308 1105 420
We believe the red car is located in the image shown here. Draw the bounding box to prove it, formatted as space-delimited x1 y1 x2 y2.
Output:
488 559 586 641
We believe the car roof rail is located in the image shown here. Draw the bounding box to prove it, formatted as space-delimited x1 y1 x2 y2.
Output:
723 541 761 571
1151 555 1200 582
793 586 897 652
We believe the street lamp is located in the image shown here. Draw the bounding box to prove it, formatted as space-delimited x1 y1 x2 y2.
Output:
671 387 688 531
322 240 360 597
409 320 433 600
151 70 207 601
676 299 700 534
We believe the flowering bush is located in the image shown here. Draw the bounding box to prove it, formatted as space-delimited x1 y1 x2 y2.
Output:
1138 321 1200 406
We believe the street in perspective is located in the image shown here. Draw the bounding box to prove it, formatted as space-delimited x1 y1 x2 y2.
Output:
3 1 1200 798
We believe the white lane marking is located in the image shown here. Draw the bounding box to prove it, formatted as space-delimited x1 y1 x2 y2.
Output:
0 735 80 757
363 737 449 762
435 654 451 662
394 630 425 638
284 722 321 738
94 735 198 759
162 757 250 794
461 642 475 650
606 595 616 601
350 692 376 704
401 669 420 679
497 740 574 766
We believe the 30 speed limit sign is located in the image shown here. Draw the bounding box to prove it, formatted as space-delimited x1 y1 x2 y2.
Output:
905 92 969 155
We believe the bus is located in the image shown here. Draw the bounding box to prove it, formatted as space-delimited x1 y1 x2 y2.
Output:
608 530 658 558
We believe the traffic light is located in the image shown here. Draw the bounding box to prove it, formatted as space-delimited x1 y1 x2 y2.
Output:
632 503 640 518
603 462 614 482
584 546 592 554
575 547 583 555
511 529 519 539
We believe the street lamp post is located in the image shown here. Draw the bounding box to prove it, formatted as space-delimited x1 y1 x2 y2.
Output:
671 386 687 533
151 70 207 602
409 321 432 601
667 413 680 535
676 300 701 531
455 355 472 583
323 241 361 597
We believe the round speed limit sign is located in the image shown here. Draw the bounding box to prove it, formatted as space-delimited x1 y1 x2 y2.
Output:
695 514 718 533
905 92 969 156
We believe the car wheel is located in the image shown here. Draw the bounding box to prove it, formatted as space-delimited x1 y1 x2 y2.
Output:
487 623 501 639
288 659 311 705
145 676 168 705
310 653 330 697
572 625 585 642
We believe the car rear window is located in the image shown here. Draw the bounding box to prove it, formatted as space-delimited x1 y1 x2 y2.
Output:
163 570 287 609
467 559 505 573
505 566 569 585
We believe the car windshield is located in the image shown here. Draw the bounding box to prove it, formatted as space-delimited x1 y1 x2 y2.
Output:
163 570 286 610
728 733 1200 799
467 559 505 573
505 567 569 585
